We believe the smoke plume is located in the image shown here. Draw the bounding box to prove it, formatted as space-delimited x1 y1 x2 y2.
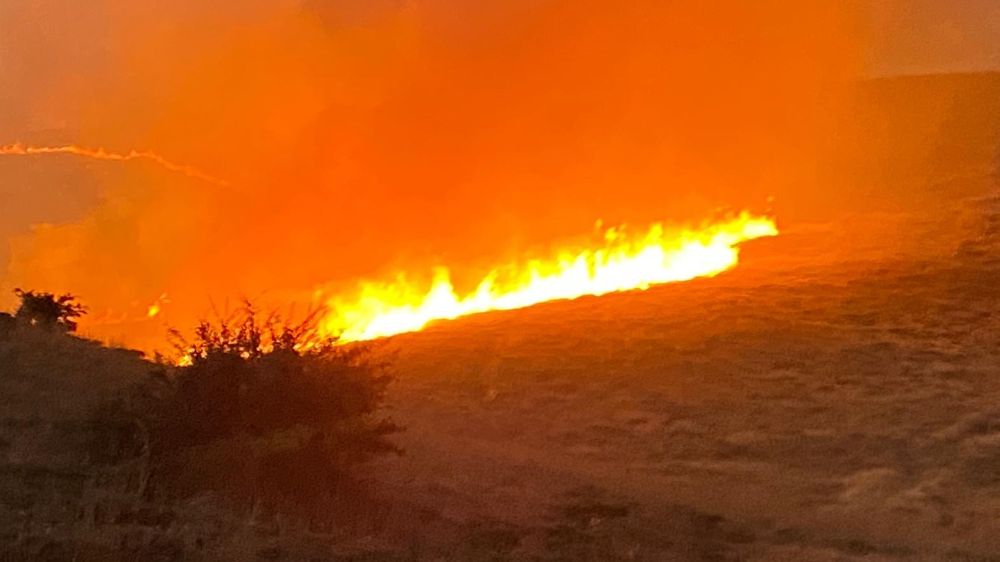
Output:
0 0 863 350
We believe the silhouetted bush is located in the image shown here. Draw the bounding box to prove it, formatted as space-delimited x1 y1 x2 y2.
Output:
122 305 402 523
0 290 402 528
13 288 86 332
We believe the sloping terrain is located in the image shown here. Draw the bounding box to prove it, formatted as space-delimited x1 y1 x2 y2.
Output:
1 73 999 560
4 193 996 561
367 190 1000 560
0 329 159 559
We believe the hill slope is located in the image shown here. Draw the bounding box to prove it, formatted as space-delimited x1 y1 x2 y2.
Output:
371 189 1000 560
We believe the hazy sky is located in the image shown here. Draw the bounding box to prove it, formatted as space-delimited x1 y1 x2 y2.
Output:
866 0 1000 75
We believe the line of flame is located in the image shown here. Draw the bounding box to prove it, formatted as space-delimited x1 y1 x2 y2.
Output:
319 211 778 342
0 143 229 186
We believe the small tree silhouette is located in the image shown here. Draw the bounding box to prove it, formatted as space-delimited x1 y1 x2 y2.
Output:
13 289 87 332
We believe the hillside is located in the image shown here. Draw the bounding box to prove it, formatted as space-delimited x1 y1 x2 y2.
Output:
1 72 999 560
366 188 1000 561
784 72 1000 220
0 329 158 559
5 194 998 560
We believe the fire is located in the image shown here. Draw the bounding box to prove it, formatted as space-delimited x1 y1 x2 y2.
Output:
0 143 228 186
146 294 170 319
319 211 777 342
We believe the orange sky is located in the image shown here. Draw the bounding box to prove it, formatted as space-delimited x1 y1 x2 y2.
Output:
0 1 972 349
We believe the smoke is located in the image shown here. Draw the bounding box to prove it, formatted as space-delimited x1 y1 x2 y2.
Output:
0 0 864 350
0 144 229 185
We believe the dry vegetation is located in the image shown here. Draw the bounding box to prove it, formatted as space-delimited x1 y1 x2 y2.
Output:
5 190 998 561
2 74 1000 561
0 302 403 561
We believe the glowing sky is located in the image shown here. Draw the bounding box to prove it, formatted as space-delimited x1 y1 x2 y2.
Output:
865 0 1000 75
0 1 997 349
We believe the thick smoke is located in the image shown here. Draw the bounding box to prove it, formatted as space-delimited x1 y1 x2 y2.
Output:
0 1 863 349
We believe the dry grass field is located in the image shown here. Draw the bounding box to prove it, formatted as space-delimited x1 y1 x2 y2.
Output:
362 189 1000 560
3 73 999 561
2 193 998 561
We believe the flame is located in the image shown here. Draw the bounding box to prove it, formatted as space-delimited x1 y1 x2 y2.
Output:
319 211 777 342
0 143 228 186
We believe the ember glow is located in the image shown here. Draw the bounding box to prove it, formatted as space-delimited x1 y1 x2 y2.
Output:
0 143 228 186
320 212 777 342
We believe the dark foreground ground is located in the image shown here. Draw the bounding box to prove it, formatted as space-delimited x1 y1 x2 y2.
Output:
7 188 997 561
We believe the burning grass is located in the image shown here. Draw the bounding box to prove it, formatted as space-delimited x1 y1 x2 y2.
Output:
319 211 778 343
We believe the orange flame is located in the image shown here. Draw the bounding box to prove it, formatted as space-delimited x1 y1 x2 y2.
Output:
319 211 777 342
0 143 228 186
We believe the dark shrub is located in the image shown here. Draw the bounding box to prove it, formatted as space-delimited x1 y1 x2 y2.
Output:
13 288 86 332
137 305 401 521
